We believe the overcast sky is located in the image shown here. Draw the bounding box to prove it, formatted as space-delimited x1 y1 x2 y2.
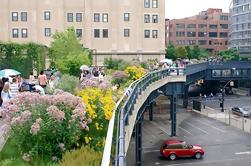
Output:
165 0 232 19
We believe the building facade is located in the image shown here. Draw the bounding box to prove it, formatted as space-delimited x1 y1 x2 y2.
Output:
166 8 229 54
230 0 251 58
0 0 165 65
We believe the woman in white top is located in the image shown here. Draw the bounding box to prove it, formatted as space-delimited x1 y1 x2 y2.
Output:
1 82 12 108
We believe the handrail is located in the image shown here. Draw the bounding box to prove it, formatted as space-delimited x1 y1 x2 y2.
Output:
101 74 146 166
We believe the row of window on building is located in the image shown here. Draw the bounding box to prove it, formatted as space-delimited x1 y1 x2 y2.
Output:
175 31 228 38
144 0 158 8
232 3 251 14
175 40 228 46
175 23 228 29
11 28 158 39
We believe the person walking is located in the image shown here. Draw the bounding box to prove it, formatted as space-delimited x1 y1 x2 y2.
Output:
1 82 12 108
9 78 19 97
38 71 48 88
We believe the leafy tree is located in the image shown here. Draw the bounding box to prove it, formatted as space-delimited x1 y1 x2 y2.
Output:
175 47 187 59
218 48 240 61
185 46 192 59
49 27 92 76
191 45 201 59
165 44 176 60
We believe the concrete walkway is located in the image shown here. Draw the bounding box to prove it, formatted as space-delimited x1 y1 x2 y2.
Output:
0 119 9 151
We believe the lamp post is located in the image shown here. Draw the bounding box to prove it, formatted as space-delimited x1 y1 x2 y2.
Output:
220 68 236 112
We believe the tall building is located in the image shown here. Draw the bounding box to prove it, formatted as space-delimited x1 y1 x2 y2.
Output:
166 8 229 54
0 0 165 65
230 0 251 58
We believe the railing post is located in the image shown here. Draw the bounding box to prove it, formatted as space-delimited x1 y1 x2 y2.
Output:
149 102 153 121
135 116 143 166
183 85 189 108
170 93 177 137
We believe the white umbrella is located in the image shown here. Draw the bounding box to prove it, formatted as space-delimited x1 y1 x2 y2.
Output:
160 59 173 65
0 69 21 78
80 65 90 71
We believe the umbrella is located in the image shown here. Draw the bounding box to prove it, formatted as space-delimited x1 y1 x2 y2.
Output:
0 69 21 78
80 65 90 71
160 59 173 65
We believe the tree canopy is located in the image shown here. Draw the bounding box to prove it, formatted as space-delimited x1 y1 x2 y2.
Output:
218 48 240 61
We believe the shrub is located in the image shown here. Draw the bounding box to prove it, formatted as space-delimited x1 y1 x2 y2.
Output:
125 66 146 81
60 146 102 166
54 74 80 94
77 88 115 151
80 77 110 90
111 71 128 85
2 91 90 162
104 58 130 70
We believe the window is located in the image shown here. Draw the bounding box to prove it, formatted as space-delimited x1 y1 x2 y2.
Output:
12 12 18 21
144 30 150 38
209 40 212 45
152 0 158 8
187 32 196 37
94 29 100 38
144 0 150 8
220 15 228 21
198 24 207 29
152 30 158 38
209 32 217 37
45 28 51 37
21 28 28 38
124 13 130 21
152 15 158 23
76 29 82 38
103 29 108 38
76 13 82 22
187 40 196 45
220 24 228 29
12 28 18 38
94 13 100 22
187 24 196 28
198 32 206 37
176 31 185 37
21 12 27 22
220 32 228 38
102 13 108 22
209 24 217 29
176 24 185 29
44 11 50 20
67 13 73 22
198 40 207 45
124 29 130 37
144 14 150 23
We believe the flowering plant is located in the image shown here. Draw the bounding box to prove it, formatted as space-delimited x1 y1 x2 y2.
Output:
1 91 89 162
77 88 115 151
125 65 146 81
111 70 128 85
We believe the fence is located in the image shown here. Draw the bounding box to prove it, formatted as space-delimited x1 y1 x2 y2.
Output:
198 106 251 133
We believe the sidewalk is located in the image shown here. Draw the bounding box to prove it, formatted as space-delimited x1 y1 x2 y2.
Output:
0 119 9 151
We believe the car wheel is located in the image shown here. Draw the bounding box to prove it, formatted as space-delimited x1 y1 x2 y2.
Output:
169 153 177 160
195 152 202 159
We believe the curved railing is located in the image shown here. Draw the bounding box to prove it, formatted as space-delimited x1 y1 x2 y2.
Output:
101 67 185 166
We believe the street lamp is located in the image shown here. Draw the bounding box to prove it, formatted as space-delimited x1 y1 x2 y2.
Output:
220 68 236 112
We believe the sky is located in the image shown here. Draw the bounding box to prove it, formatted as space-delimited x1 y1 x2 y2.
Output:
165 0 232 19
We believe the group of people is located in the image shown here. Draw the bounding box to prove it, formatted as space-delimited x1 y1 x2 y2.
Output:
0 75 23 108
79 67 105 82
152 60 186 71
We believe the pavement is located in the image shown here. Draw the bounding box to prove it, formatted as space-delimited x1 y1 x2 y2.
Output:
126 96 251 166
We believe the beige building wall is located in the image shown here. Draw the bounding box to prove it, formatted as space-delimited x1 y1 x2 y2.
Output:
0 0 165 65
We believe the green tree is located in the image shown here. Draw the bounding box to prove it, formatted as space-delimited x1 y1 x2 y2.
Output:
218 48 240 61
49 27 92 76
191 45 201 59
165 44 176 60
185 46 192 59
175 46 187 59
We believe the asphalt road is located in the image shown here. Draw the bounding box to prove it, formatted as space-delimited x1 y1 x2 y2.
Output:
127 111 251 166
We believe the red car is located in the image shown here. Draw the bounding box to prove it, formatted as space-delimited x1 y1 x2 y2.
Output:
160 139 205 160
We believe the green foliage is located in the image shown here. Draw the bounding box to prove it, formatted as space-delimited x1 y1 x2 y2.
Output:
140 61 149 69
111 71 128 85
49 27 92 76
54 74 80 94
165 44 176 60
218 48 240 61
175 47 187 59
185 46 192 59
0 42 46 78
125 66 146 81
60 146 102 166
104 58 130 70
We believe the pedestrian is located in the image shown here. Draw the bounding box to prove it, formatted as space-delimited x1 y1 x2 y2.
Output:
162 63 168 70
153 63 158 71
1 82 12 108
49 75 56 90
29 72 36 84
38 71 48 88
32 85 45 95
0 79 3 107
9 78 19 97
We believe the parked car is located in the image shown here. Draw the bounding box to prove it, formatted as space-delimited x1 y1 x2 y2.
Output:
160 139 205 160
232 107 251 117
